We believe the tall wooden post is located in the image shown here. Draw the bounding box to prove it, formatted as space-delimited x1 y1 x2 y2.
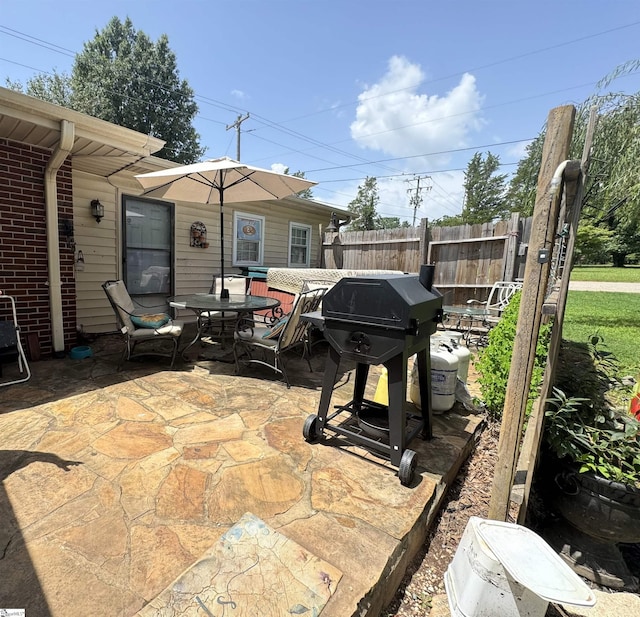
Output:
488 105 575 521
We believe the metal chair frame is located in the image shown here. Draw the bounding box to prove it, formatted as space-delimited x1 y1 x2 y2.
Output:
0 294 31 387
233 287 326 388
102 280 183 369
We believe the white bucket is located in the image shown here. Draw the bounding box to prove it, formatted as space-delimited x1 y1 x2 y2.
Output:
410 344 458 412
445 517 596 617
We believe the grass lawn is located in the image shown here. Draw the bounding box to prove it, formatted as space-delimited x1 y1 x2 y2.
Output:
563 291 640 378
570 265 640 282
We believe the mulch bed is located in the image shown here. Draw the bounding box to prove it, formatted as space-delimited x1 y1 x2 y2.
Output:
381 420 500 616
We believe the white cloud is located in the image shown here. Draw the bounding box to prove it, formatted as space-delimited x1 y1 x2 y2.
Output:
270 163 287 174
340 55 488 224
231 89 247 100
350 56 485 169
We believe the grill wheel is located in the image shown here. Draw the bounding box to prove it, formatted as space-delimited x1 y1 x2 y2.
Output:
398 449 417 486
303 414 321 443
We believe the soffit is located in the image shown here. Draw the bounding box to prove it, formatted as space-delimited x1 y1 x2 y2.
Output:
0 87 166 177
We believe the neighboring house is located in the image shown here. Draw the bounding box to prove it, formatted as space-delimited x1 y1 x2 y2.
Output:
0 87 344 356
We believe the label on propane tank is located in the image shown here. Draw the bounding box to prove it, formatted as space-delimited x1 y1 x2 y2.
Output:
431 369 457 395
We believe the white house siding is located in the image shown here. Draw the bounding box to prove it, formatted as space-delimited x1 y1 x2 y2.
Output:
73 170 120 332
73 168 332 333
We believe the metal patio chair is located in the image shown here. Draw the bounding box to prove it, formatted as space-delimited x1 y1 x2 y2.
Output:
233 286 327 388
198 275 251 343
102 280 184 369
444 280 523 345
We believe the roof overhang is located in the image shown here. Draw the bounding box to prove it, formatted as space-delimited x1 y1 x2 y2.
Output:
0 86 166 177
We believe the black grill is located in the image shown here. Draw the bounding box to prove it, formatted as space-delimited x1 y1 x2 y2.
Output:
302 265 443 486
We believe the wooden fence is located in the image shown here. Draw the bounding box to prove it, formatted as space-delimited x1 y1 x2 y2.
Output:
320 213 532 306
321 223 427 273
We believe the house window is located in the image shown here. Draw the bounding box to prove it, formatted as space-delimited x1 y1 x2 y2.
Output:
289 222 311 267
123 196 174 295
233 212 264 266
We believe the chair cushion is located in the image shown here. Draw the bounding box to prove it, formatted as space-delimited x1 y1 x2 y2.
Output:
131 313 171 329
130 320 183 339
261 317 288 339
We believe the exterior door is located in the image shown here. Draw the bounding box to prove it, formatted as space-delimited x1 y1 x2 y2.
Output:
122 196 174 302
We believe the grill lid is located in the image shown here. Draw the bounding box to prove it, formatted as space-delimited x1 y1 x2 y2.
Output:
322 273 442 330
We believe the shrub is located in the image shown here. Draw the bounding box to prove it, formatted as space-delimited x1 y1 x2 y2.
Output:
544 337 640 487
476 291 551 420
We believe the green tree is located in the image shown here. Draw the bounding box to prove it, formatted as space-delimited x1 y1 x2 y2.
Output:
461 152 509 224
431 214 464 227
507 60 640 265
574 223 614 265
347 177 380 230
6 17 204 164
72 17 203 163
504 136 544 216
6 71 74 107
285 169 313 199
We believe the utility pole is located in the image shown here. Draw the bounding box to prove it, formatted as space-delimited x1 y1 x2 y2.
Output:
226 113 250 161
406 175 431 226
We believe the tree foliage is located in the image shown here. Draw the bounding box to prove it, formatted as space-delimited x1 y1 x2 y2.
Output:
432 151 509 228
6 72 74 107
7 16 204 164
347 177 381 230
461 152 509 224
72 17 203 163
506 60 640 265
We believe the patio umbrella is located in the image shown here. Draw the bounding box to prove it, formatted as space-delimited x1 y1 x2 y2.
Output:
135 157 316 297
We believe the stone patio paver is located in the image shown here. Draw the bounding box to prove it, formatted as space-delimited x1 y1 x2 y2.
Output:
0 333 483 616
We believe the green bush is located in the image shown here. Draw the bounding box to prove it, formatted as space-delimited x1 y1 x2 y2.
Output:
476 291 552 420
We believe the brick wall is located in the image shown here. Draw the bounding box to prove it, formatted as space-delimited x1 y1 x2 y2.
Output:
0 138 77 357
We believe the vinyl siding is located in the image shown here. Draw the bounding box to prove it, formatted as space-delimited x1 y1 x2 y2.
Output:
73 170 332 333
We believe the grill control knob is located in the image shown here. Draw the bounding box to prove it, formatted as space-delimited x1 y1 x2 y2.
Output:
348 331 371 354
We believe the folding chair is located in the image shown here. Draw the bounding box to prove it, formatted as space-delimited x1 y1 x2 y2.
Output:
0 294 31 387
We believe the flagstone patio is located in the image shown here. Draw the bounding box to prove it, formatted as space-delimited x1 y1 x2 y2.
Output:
0 331 483 617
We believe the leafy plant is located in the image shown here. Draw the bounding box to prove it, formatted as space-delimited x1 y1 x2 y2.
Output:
476 291 551 420
544 336 640 487
544 387 640 487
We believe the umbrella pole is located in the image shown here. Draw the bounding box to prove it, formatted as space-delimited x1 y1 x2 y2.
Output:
219 187 229 299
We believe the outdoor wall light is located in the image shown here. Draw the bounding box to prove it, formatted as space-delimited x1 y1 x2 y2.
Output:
324 211 351 233
91 199 104 223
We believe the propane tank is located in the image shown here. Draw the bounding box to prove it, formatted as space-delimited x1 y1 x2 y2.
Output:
410 343 459 412
439 335 471 384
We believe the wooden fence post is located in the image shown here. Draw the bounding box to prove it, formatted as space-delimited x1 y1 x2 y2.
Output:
488 105 576 521
502 212 521 281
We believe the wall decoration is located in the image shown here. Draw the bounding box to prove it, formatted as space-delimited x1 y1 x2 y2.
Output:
190 221 209 248
236 216 262 242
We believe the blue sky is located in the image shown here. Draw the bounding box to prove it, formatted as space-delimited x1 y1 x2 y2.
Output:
2 1 640 222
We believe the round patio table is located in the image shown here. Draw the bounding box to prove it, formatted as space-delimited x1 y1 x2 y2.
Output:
169 293 281 359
